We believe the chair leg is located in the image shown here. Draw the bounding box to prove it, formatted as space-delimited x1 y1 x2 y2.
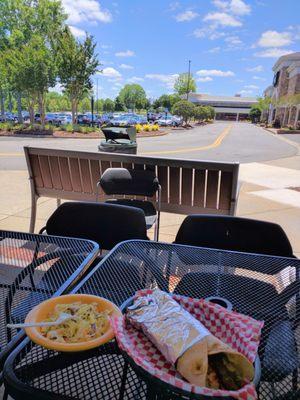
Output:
96 181 101 202
29 195 38 233
2 387 8 400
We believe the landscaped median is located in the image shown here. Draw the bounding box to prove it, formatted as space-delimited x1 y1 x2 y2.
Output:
0 122 168 138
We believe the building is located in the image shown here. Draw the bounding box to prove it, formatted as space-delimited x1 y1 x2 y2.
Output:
265 52 300 128
188 93 257 121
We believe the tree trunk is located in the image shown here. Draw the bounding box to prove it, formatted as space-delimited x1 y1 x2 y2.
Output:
8 92 13 113
16 92 23 124
38 92 46 130
28 95 35 125
0 88 5 118
71 97 78 124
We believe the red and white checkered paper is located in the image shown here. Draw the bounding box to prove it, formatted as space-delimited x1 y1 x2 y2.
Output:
112 289 264 399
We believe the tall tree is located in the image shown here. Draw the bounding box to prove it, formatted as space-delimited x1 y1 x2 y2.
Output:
103 98 115 112
114 95 126 111
171 100 195 125
118 84 147 111
174 73 197 97
0 0 66 125
57 28 99 123
5 35 56 127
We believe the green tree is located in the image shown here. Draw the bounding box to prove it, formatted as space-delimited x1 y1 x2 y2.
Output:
249 107 262 123
95 99 104 113
114 95 126 111
103 98 115 112
5 34 57 127
79 97 91 113
171 100 195 125
57 28 99 123
174 73 197 97
153 94 181 110
118 84 147 111
194 105 208 122
205 105 215 120
0 0 66 125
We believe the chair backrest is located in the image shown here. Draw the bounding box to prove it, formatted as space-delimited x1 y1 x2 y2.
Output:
100 168 159 197
45 202 148 250
25 147 239 215
174 215 294 257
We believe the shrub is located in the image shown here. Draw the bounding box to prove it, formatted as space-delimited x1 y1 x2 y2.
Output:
135 123 143 133
143 124 153 132
171 100 195 125
152 124 159 131
65 124 74 132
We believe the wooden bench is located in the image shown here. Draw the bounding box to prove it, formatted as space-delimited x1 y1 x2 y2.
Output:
24 147 240 233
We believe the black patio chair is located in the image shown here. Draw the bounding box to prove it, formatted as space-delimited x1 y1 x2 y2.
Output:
173 215 299 390
40 201 148 250
97 168 161 241
174 214 294 257
9 202 148 325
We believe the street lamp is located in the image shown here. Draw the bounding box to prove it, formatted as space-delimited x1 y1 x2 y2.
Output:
91 95 94 126
186 60 191 101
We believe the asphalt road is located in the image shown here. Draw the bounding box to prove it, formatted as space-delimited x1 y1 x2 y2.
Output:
0 122 298 170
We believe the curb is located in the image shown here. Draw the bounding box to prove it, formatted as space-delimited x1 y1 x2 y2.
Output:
263 127 300 154
0 130 169 140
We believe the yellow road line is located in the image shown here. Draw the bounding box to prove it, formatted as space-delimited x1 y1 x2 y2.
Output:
140 124 232 155
0 152 23 157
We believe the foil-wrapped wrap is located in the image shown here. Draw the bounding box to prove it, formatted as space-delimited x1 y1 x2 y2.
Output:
126 289 210 364
126 289 255 390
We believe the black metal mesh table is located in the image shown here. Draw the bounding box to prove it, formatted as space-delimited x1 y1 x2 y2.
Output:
0 230 99 376
3 240 300 400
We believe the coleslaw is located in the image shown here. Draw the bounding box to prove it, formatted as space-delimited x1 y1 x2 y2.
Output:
40 302 110 343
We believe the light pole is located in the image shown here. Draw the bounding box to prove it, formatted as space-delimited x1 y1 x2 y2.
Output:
186 60 191 101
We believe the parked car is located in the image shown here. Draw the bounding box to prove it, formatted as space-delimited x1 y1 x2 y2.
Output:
76 114 91 125
155 115 182 127
45 113 57 124
59 115 72 125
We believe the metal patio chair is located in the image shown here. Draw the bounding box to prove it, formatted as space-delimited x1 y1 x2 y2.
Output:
97 168 161 241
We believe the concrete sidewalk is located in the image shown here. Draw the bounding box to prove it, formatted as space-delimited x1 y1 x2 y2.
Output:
1 157 300 256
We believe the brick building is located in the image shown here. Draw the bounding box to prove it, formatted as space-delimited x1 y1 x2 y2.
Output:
266 52 300 128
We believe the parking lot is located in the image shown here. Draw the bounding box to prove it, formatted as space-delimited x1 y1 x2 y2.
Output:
0 122 298 170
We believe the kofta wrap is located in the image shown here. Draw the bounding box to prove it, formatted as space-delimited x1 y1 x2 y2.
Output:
126 290 254 390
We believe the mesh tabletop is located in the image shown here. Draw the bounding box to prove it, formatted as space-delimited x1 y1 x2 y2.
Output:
0 230 98 372
4 240 300 400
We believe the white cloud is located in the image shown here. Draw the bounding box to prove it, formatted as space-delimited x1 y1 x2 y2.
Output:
49 83 63 94
225 35 242 45
253 76 266 81
212 0 228 10
175 10 199 22
197 77 213 82
197 69 235 77
193 27 225 39
145 73 179 89
101 67 122 78
213 0 251 15
169 1 180 11
203 12 242 27
244 84 259 89
257 30 292 48
62 0 112 25
115 50 135 57
246 65 263 72
69 26 86 38
255 48 293 58
207 46 221 53
127 76 144 83
238 90 253 94
119 63 134 70
229 0 251 15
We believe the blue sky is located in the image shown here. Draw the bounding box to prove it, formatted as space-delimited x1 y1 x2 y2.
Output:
61 0 300 101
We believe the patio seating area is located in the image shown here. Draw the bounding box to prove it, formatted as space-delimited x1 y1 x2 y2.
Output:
0 148 300 399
